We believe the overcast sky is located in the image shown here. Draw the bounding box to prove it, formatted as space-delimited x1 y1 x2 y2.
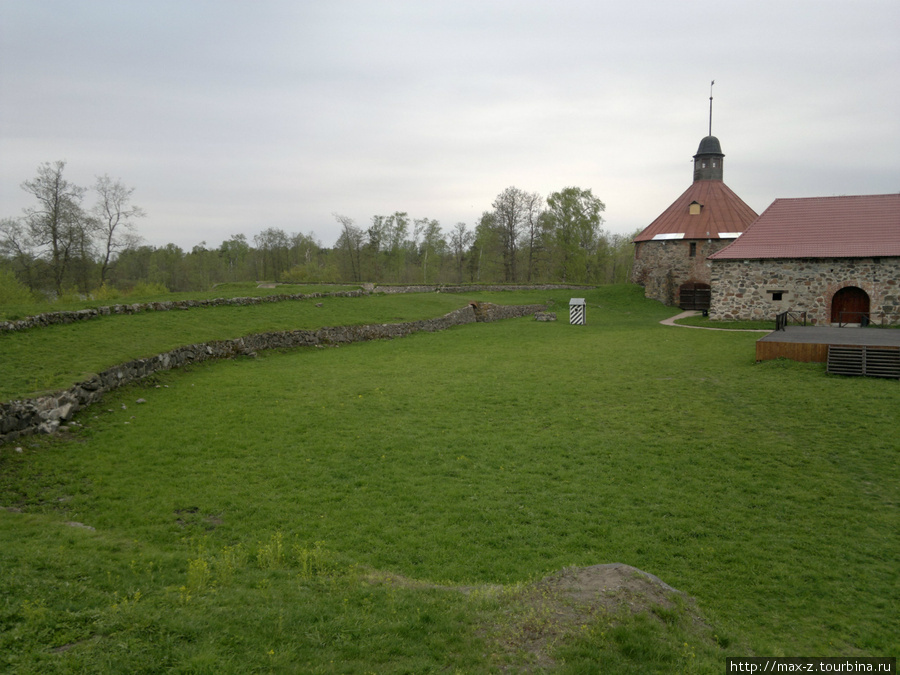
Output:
1 0 898 251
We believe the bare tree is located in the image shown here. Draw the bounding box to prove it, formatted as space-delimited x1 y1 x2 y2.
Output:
20 161 88 295
93 175 145 285
333 213 363 282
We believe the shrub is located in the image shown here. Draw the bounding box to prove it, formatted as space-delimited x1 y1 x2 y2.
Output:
0 269 36 305
129 282 170 298
92 282 123 302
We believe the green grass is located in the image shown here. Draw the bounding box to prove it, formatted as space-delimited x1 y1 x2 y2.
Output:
674 315 774 330
1 285 897 672
0 282 361 321
0 290 554 401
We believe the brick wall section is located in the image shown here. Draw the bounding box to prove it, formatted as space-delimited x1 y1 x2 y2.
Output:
709 257 900 325
632 239 733 305
0 302 545 443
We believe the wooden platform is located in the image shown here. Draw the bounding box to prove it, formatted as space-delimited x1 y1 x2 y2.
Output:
756 326 900 363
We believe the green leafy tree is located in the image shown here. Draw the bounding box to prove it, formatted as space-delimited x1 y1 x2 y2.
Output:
219 234 251 281
414 217 443 283
0 218 38 290
253 227 291 282
449 222 473 284
366 215 388 281
385 211 410 282
545 187 605 283
492 187 542 282
0 267 35 304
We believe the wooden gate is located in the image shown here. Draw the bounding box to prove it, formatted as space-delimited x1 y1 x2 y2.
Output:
679 282 711 311
830 286 870 324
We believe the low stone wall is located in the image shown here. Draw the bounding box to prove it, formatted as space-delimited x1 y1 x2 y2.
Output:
0 284 586 334
0 302 545 444
0 290 365 334
375 284 590 294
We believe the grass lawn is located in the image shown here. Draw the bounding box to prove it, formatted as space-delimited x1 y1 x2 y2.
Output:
1 285 897 673
673 315 774 331
0 290 553 401
0 282 362 321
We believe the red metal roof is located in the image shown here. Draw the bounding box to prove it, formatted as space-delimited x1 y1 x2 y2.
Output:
633 180 759 242
709 194 900 260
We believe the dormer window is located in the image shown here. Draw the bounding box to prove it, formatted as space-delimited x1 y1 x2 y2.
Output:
689 201 703 215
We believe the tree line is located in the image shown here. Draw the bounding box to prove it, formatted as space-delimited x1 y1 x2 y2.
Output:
1 162 637 299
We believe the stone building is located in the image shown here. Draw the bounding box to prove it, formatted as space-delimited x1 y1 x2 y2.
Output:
631 135 758 309
708 193 900 325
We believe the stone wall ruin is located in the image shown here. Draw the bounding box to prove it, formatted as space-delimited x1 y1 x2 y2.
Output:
0 301 546 444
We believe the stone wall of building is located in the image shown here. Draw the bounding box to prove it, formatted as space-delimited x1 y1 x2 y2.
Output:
0 302 546 444
709 257 900 325
631 239 734 305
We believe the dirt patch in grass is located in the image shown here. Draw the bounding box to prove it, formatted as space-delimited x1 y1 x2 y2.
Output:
366 562 703 671
531 562 682 614
487 563 697 671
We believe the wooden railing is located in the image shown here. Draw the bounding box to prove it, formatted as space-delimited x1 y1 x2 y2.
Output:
775 310 807 331
834 311 894 327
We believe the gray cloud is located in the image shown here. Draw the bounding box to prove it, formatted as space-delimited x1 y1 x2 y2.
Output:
2 0 898 250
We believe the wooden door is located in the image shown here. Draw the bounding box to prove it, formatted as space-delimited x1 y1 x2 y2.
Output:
679 282 711 311
831 286 870 324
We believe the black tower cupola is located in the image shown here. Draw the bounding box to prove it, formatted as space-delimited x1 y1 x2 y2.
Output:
693 135 724 181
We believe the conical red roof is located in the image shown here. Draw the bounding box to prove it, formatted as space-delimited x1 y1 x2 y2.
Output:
633 180 759 242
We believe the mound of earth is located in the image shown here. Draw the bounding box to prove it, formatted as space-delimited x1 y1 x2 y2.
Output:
368 562 703 671
530 562 684 615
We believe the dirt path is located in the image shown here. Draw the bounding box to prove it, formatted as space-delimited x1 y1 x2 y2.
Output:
661 310 771 333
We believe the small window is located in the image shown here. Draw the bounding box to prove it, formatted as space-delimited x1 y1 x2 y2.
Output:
689 242 697 257
769 290 786 301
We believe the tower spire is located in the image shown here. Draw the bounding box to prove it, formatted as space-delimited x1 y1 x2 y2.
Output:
708 80 715 136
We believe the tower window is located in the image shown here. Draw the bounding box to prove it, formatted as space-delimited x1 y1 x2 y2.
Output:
689 242 697 257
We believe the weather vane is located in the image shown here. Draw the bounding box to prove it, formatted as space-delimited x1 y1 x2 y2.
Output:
709 80 715 136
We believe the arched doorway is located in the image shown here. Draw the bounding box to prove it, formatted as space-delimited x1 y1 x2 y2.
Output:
679 282 711 311
831 286 870 324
